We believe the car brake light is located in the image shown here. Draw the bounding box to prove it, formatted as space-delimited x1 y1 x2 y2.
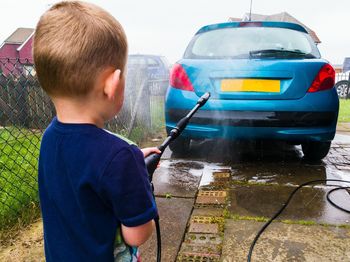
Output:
308 64 335 93
170 64 194 91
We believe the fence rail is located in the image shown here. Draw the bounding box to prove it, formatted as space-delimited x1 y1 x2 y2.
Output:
0 58 167 231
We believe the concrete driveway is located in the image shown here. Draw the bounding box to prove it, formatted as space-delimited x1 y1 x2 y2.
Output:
141 132 350 261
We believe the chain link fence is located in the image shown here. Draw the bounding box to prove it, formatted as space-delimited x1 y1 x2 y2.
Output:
0 58 168 232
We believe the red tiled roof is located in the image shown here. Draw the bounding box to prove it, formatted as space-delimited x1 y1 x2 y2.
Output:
4 28 34 44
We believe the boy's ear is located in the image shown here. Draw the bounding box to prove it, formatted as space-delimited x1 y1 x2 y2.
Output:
103 69 121 100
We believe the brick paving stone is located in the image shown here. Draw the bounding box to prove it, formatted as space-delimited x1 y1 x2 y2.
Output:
192 207 224 217
177 252 220 262
179 243 221 256
188 222 219 234
183 233 223 246
176 170 230 261
196 190 227 205
213 172 231 181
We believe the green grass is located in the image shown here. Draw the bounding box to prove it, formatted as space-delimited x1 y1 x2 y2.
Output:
106 96 165 144
338 99 350 122
0 127 42 233
126 96 165 144
150 96 165 135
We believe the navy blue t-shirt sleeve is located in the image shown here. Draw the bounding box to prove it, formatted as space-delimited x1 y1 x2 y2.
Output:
99 145 158 227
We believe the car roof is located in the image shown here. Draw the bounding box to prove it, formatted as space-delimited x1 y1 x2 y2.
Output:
196 21 308 35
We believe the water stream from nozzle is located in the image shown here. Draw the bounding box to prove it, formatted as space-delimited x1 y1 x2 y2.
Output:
144 92 210 262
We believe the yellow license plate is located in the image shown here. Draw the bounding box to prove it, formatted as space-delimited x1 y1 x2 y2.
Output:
221 79 280 93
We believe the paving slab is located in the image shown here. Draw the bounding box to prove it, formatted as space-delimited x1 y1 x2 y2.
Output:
231 163 330 186
140 197 194 262
228 185 350 225
221 219 350 262
231 162 350 186
152 160 203 198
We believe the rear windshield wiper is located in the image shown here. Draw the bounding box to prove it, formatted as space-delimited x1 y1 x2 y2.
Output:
249 49 315 58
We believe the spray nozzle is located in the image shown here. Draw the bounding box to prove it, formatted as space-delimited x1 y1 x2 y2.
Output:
197 92 211 107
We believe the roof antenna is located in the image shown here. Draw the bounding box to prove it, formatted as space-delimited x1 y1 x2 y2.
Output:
249 0 253 21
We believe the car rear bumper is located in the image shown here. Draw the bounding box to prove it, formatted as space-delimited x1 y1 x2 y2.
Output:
167 110 336 128
165 124 337 142
165 88 339 142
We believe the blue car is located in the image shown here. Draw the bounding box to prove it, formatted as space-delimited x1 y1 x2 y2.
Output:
165 21 339 160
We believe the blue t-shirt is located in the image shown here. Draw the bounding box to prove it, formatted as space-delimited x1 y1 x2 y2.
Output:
38 118 157 261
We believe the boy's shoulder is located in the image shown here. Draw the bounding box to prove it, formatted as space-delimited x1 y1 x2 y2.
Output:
42 118 140 160
102 129 136 147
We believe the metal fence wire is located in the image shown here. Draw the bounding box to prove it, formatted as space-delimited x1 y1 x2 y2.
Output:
0 58 167 230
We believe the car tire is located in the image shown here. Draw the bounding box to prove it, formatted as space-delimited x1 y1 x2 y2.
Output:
335 80 350 98
301 141 331 161
169 137 191 155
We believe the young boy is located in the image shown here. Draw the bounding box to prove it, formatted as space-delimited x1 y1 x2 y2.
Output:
33 1 160 261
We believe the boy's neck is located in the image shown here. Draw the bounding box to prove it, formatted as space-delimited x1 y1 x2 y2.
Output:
52 96 105 128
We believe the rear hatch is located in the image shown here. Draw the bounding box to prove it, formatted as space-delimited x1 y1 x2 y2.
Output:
180 58 327 100
181 21 324 100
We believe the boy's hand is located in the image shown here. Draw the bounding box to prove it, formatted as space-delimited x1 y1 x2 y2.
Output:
141 147 161 158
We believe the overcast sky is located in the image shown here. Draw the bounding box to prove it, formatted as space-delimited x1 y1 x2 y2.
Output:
0 0 348 65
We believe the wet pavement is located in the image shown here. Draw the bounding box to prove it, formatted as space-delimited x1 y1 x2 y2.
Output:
221 220 350 261
143 131 350 261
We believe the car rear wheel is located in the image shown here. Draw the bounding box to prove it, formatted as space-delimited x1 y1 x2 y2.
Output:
301 141 331 161
169 137 191 155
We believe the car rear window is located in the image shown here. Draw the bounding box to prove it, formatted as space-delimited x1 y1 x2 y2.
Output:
184 26 321 59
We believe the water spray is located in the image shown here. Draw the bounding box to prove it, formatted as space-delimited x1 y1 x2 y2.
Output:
145 92 210 262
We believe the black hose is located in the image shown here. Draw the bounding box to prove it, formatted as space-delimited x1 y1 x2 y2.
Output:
326 186 350 213
247 179 350 262
155 217 162 262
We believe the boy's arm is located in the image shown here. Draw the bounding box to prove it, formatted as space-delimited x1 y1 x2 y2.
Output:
121 220 155 247
99 146 158 246
120 147 158 246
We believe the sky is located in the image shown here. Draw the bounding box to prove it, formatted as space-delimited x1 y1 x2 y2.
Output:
0 0 349 65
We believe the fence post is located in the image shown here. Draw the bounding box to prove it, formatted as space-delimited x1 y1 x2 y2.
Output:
18 75 30 128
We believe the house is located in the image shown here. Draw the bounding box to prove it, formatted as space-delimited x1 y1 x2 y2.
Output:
228 12 321 44
0 28 35 76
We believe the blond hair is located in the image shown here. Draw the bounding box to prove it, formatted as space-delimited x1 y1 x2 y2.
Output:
33 1 127 97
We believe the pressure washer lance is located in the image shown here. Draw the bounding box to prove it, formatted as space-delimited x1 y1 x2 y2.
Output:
144 92 210 262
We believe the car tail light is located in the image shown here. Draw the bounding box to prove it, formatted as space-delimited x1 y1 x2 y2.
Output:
308 64 335 93
170 64 194 91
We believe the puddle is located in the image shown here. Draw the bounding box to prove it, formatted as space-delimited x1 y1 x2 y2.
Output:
195 159 350 225
228 184 350 225
152 160 205 197
227 165 350 225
